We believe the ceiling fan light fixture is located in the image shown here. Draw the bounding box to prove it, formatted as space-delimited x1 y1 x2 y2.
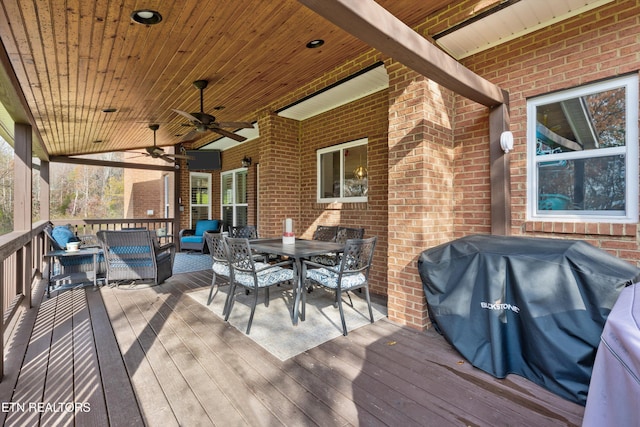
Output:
306 39 324 48
131 9 162 25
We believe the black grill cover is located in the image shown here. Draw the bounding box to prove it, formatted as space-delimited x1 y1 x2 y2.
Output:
417 234 640 405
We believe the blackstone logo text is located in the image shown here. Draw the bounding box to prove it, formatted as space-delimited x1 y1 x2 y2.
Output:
480 302 520 314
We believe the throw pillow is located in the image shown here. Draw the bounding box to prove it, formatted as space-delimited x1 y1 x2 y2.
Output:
51 225 80 249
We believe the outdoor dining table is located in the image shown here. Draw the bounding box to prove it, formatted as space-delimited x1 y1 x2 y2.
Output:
249 238 344 325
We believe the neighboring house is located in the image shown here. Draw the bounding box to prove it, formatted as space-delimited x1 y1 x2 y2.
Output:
115 0 640 330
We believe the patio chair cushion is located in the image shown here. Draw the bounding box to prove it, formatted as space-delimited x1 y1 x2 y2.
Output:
181 235 205 244
51 225 80 249
233 264 294 288
195 220 220 236
306 267 366 289
212 262 230 277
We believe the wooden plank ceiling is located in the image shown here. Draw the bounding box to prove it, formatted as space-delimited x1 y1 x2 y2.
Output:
0 0 458 160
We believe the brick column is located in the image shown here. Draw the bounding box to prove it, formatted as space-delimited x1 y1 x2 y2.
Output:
386 61 456 330
257 111 301 237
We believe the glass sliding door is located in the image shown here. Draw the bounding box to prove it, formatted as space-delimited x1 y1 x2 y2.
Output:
221 168 248 228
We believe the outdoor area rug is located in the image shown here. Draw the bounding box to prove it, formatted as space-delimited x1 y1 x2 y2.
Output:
187 284 387 360
173 253 212 274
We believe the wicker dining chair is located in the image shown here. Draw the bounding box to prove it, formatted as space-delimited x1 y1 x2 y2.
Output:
309 226 365 267
336 226 365 243
302 236 377 336
224 237 296 334
204 232 233 313
312 225 339 242
228 225 259 239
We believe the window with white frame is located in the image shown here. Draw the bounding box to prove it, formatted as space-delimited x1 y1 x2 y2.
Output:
221 168 248 227
190 172 211 228
317 138 368 203
527 75 638 223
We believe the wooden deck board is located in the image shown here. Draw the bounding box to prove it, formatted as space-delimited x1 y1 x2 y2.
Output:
70 287 108 427
0 269 585 426
167 282 321 426
100 286 180 426
85 288 144 427
4 286 55 427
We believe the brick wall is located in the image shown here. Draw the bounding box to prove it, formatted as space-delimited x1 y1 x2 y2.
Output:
165 0 640 331
297 90 389 294
422 0 640 266
124 154 175 220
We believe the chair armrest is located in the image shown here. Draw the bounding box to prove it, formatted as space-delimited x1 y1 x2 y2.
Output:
179 228 195 238
78 234 101 248
154 240 175 255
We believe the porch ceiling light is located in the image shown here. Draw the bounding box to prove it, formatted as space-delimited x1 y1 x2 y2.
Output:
306 39 324 49
131 9 162 25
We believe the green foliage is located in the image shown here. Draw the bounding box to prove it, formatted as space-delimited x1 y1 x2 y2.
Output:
0 138 128 234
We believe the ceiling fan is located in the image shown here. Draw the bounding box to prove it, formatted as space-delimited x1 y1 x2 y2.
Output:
140 124 193 163
173 79 254 143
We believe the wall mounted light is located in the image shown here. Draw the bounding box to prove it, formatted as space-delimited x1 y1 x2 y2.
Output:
241 156 252 168
500 131 514 154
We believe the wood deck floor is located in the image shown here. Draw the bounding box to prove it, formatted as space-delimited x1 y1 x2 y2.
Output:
0 269 585 426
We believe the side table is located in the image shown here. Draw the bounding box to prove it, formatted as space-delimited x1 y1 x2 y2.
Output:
44 247 103 297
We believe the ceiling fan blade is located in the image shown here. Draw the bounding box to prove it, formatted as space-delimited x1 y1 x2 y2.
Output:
179 129 199 143
127 153 149 159
159 154 174 163
172 109 202 124
210 127 247 142
215 121 254 129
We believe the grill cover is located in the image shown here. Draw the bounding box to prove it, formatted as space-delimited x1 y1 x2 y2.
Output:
417 234 640 405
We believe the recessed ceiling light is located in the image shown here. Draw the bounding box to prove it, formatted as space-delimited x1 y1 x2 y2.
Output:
306 39 324 49
131 10 162 25
102 108 117 113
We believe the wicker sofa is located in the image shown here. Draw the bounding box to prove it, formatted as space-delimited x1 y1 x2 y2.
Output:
97 229 175 286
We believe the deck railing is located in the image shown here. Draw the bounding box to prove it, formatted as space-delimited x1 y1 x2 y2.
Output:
0 218 177 380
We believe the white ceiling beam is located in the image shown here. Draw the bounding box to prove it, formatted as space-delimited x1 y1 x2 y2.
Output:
298 0 507 107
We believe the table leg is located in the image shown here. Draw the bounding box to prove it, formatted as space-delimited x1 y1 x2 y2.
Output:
46 257 52 298
292 258 305 325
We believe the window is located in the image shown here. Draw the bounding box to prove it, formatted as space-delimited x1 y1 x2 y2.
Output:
317 138 368 203
190 172 211 228
527 75 638 223
221 168 248 227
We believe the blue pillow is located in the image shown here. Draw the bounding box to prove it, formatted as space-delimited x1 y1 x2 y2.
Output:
51 226 80 249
